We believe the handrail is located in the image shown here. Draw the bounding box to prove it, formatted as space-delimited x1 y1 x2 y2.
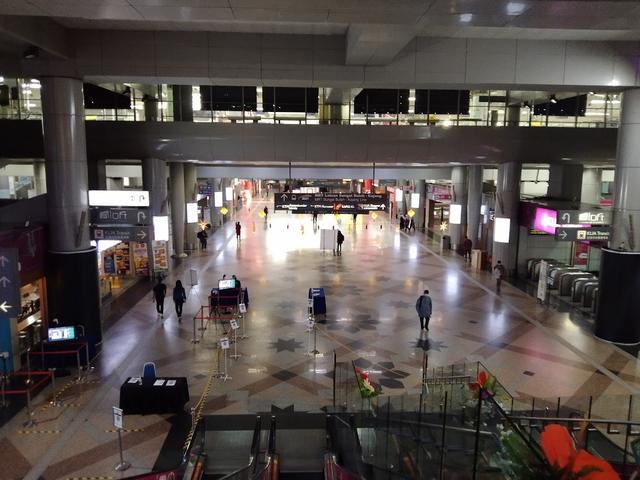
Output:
510 415 640 427
217 416 263 480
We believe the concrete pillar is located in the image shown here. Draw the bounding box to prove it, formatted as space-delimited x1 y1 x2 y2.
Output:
492 161 521 274
449 166 468 249
34 161 46 195
184 164 198 252
172 85 193 122
547 164 583 202
222 178 233 222
209 178 222 227
41 77 101 343
143 95 158 122
87 158 106 190
467 165 483 245
581 168 602 205
612 89 640 250
142 158 168 217
506 105 520 126
169 163 186 257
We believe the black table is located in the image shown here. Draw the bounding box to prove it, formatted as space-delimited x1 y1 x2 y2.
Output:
119 377 190 415
210 287 249 307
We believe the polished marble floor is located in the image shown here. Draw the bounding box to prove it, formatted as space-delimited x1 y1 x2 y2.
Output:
4 198 640 479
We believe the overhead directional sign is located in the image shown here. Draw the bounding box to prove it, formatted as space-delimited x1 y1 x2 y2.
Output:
91 226 149 242
555 226 612 242
90 207 150 225
274 193 387 214
0 248 19 318
88 190 149 207
557 210 612 225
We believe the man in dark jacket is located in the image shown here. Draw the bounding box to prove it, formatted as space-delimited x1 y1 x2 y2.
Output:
415 290 433 331
463 236 473 262
336 230 345 254
153 277 167 319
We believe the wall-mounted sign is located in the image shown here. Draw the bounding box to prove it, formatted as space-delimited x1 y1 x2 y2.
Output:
214 191 223 207
198 184 212 196
410 193 420 209
494 217 511 243
153 216 169 241
0 248 19 318
395 188 403 203
90 207 149 225
88 190 149 207
186 203 198 223
533 207 557 235
449 204 462 224
225 187 234 201
275 193 387 214
555 226 612 242
557 210 611 226
91 226 149 242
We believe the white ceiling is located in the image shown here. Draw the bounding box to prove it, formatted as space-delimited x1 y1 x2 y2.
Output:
1 0 640 40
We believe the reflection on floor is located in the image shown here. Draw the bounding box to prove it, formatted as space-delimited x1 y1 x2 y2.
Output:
4 201 640 480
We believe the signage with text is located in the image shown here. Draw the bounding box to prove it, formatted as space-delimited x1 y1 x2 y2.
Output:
88 190 149 207
0 248 19 318
557 210 612 225
91 226 149 242
274 193 387 213
112 406 123 429
90 207 149 225
555 226 612 242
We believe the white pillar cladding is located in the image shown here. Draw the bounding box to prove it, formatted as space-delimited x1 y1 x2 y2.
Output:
183 164 198 252
467 165 483 245
169 163 186 257
492 161 522 274
209 178 223 227
415 180 426 230
449 166 468 250
612 89 640 250
581 168 602 205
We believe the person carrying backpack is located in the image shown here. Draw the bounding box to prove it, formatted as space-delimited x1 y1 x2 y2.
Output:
173 280 187 321
336 230 345 254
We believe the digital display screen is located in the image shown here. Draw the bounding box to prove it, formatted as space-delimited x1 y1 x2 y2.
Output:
48 326 75 342
533 207 557 235
219 279 236 290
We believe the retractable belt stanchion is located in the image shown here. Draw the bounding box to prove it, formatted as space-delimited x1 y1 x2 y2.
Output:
306 298 319 356
25 348 32 385
216 337 232 382
75 351 82 382
24 387 36 427
191 309 200 344
230 317 240 360
49 368 62 407
238 302 248 339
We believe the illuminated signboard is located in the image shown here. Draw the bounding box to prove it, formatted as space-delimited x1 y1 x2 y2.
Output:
494 217 511 243
88 190 149 207
449 204 462 224
533 207 557 235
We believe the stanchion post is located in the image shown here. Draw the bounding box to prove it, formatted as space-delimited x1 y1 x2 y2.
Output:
49 368 62 407
312 323 319 356
75 351 82 382
26 348 32 385
115 429 131 472
0 353 7 408
230 319 240 360
191 313 200 344
23 388 36 427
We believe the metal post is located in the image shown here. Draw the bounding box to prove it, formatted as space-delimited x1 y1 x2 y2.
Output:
439 390 448 479
231 326 240 360
222 348 231 382
0 374 5 408
312 323 319 355
471 390 482 479
49 368 62 407
114 429 131 471
191 313 199 344
23 388 36 427
332 351 336 410
239 311 248 339
26 348 32 385
76 351 82 382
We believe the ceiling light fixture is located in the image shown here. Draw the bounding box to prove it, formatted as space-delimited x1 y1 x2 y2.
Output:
460 13 473 22
22 45 39 59
550 95 557 104
506 2 526 15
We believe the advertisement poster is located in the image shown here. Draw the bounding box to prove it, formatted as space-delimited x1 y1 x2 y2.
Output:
153 241 168 272
132 242 149 276
103 254 116 275
574 242 589 266
114 243 130 275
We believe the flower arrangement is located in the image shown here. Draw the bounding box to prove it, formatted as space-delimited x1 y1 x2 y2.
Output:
354 367 380 398
539 424 620 479
468 370 497 399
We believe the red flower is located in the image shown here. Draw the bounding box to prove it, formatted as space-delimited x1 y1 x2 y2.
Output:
540 424 620 479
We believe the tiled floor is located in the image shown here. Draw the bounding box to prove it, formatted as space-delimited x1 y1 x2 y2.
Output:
4 198 640 479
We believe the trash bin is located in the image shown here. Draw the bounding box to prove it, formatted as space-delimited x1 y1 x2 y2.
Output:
440 235 451 253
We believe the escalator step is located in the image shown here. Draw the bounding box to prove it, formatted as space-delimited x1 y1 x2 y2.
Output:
279 472 324 480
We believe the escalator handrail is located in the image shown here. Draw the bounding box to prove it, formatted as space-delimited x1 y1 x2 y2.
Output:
217 416 263 480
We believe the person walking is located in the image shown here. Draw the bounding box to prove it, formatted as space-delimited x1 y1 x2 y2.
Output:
493 260 506 293
153 276 167 319
312 211 318 225
408 216 416 232
263 206 269 221
336 229 345 254
415 289 432 332
173 280 187 322
235 221 242 242
463 236 473 262
399 215 406 231
197 228 208 250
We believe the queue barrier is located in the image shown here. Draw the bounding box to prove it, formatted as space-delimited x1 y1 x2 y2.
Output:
29 339 90 381
1 371 52 426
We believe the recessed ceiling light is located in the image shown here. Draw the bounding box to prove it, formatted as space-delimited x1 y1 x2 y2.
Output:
506 2 526 15
459 13 473 22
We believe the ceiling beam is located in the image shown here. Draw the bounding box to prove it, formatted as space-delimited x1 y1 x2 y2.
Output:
0 15 72 59
346 24 416 66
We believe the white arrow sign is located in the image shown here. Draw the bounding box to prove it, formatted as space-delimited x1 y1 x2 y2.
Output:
137 211 147 223
281 193 288 200
0 256 8 267
137 230 147 240
0 277 10 287
558 230 568 240
0 301 12 313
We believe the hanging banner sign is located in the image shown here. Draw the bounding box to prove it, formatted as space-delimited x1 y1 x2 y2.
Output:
275 193 387 213
91 226 149 242
88 190 149 207
555 226 612 242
